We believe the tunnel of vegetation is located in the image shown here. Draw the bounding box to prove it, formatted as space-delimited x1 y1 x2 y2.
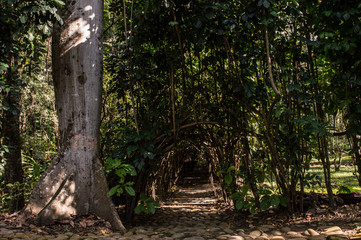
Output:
1 0 361 226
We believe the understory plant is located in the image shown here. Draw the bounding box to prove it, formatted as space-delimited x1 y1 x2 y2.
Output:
134 193 160 214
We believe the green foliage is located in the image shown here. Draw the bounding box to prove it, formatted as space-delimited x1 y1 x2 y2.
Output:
259 192 287 211
217 166 236 187
337 185 356 194
106 160 136 197
231 185 287 214
0 0 63 211
302 173 322 189
134 193 160 215
125 130 156 170
0 182 24 212
230 185 253 211
1 0 359 216
294 116 333 137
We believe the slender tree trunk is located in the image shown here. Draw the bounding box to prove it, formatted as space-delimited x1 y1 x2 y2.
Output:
2 56 24 212
23 0 125 232
305 22 335 207
241 111 259 207
351 136 361 186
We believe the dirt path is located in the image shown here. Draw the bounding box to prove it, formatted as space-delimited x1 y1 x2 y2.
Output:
1 168 361 239
126 167 361 240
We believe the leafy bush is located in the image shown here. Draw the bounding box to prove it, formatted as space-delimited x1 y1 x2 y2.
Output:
134 193 160 214
231 185 287 214
105 160 137 197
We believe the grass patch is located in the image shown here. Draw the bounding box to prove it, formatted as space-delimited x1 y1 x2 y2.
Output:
306 155 361 193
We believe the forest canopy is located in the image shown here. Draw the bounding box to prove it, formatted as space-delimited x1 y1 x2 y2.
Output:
1 0 361 223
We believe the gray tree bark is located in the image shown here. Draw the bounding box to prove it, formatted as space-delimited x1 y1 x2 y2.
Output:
23 0 126 232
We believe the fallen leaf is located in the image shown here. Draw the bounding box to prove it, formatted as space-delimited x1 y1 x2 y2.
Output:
105 221 111 228
29 224 37 229
79 221 87 228
86 220 96 227
7 212 19 218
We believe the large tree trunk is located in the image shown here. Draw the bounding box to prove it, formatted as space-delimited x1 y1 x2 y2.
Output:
23 0 126 232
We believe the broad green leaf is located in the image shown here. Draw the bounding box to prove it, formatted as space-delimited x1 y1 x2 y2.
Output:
140 193 148 201
144 151 154 159
53 0 65 6
126 145 138 155
224 174 232 185
270 195 280 208
227 166 236 172
115 169 126 178
244 202 252 210
235 200 243 210
20 15 27 24
134 205 145 214
250 206 257 214
128 165 137 176
343 13 350 21
108 185 120 196
260 198 270 210
148 203 155 214
241 184 249 195
125 186 135 196
230 192 242 200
